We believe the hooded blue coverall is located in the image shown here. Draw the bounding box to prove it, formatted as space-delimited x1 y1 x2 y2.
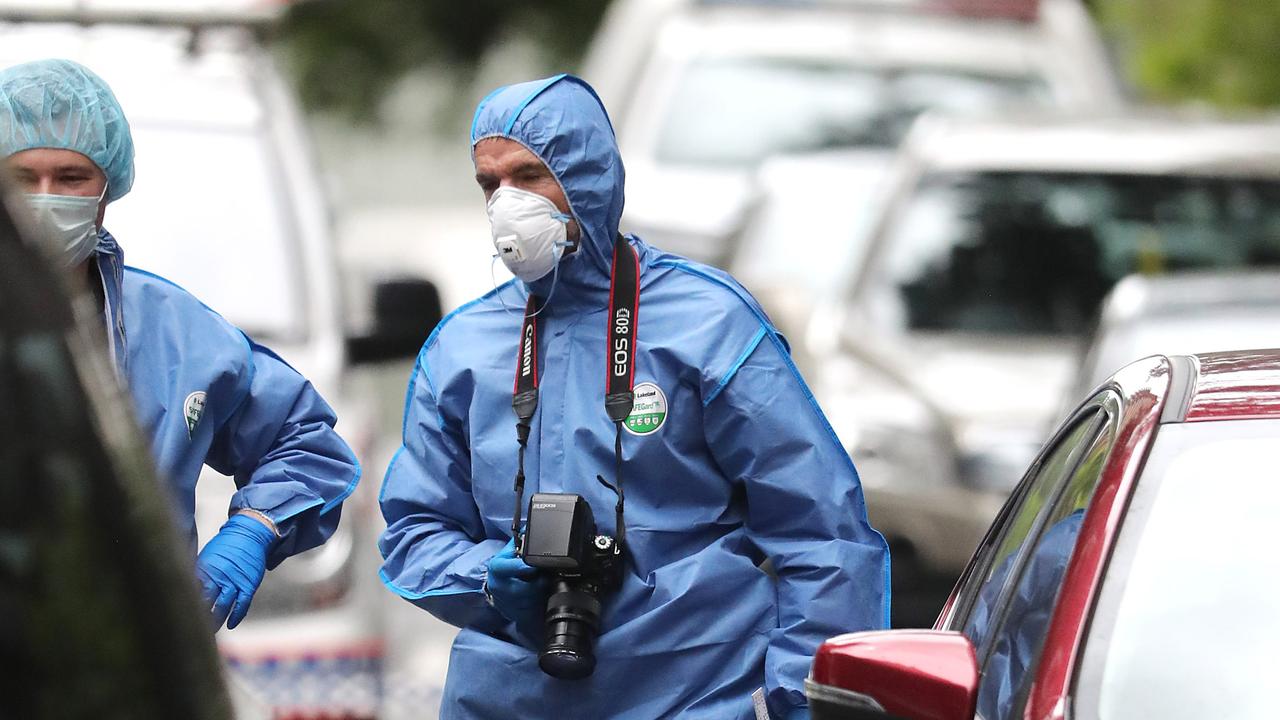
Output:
378 74 889 719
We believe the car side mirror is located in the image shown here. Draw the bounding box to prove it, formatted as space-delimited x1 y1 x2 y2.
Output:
806 630 978 720
346 277 443 365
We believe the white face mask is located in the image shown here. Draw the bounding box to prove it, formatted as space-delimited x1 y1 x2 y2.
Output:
487 185 573 283
25 186 105 268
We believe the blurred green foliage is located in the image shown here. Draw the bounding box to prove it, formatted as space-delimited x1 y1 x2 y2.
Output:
1096 0 1280 109
277 0 612 121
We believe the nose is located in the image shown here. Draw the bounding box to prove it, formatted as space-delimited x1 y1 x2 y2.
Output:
25 175 55 195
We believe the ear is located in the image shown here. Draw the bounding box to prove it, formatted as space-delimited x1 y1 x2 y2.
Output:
567 217 582 247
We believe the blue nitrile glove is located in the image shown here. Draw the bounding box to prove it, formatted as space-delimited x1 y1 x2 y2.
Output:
195 513 277 631
485 537 545 640
785 707 810 720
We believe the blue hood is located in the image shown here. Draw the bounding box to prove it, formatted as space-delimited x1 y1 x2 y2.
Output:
470 74 625 303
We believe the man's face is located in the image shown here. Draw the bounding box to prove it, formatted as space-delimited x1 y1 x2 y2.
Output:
6 147 109 225
474 137 580 244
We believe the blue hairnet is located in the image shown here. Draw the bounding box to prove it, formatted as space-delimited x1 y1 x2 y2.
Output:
0 59 134 201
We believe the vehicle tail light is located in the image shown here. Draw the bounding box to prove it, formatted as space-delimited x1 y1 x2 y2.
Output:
930 0 1039 22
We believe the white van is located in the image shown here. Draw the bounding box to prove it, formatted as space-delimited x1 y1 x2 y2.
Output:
0 5 441 716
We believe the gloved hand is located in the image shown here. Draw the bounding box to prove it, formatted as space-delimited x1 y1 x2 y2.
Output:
485 537 545 640
784 707 810 720
196 513 277 631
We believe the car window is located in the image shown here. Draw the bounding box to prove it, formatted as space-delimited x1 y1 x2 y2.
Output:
654 56 1048 168
871 172 1280 336
949 411 1098 643
974 399 1116 720
0 205 233 720
952 398 1114 653
1075 420 1280 720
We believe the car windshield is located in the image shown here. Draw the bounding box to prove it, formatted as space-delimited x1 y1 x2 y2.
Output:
105 122 306 342
1078 420 1280 720
868 172 1280 335
654 57 1048 168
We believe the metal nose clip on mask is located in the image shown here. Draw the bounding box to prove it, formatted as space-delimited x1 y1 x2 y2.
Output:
487 186 574 283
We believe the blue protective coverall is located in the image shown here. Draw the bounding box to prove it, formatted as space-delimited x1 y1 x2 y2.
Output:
378 75 889 719
96 229 360 566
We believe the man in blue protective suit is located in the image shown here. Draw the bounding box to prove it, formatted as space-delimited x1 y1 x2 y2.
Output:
378 74 889 719
0 59 360 631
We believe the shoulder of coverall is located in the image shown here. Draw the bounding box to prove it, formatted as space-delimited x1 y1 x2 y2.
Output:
639 244 794 394
121 266 256 393
415 240 794 412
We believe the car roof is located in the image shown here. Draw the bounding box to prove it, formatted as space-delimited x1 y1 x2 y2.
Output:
0 1 280 24
909 112 1280 178
693 0 1040 22
1178 350 1280 423
664 1 1049 68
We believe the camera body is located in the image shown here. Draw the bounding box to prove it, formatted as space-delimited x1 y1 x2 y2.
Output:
519 492 623 680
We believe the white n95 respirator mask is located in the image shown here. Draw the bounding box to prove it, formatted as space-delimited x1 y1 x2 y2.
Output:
25 187 105 268
487 185 573 283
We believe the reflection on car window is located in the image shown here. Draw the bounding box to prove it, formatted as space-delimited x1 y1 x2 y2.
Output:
878 173 1280 335
655 58 1047 167
960 410 1101 654
975 411 1114 720
1 328 173 716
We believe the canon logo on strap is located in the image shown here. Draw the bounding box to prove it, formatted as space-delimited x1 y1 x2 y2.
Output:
521 323 535 378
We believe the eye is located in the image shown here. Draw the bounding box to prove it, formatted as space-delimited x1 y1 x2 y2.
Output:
520 168 548 184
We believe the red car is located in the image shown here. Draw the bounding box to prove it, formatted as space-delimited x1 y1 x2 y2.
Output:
807 350 1280 720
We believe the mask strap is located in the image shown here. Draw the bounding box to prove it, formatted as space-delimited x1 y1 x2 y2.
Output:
552 214 579 253
491 253 519 315
490 251 561 318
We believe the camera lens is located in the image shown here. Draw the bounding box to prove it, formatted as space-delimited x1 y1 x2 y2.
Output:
539 579 602 680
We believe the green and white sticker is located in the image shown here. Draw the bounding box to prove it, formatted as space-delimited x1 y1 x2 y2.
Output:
624 382 667 435
183 391 207 437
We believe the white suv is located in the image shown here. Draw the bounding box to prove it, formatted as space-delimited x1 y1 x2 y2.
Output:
581 0 1125 266
0 5 440 716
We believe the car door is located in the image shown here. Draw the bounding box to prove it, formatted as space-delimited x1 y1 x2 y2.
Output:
940 389 1123 720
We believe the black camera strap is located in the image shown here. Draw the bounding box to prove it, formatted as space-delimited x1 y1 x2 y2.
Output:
510 292 541 541
510 233 639 550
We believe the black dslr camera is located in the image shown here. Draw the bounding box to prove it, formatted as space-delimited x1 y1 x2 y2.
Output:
518 491 623 680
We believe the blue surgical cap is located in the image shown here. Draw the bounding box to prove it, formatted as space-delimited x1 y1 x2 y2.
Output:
0 59 134 201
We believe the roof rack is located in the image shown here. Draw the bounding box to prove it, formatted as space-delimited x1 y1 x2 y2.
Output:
0 4 283 33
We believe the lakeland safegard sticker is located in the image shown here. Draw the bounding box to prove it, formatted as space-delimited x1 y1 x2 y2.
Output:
624 382 667 435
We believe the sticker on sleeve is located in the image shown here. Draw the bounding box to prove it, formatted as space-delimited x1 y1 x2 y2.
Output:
184 391 207 437
624 382 667 436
